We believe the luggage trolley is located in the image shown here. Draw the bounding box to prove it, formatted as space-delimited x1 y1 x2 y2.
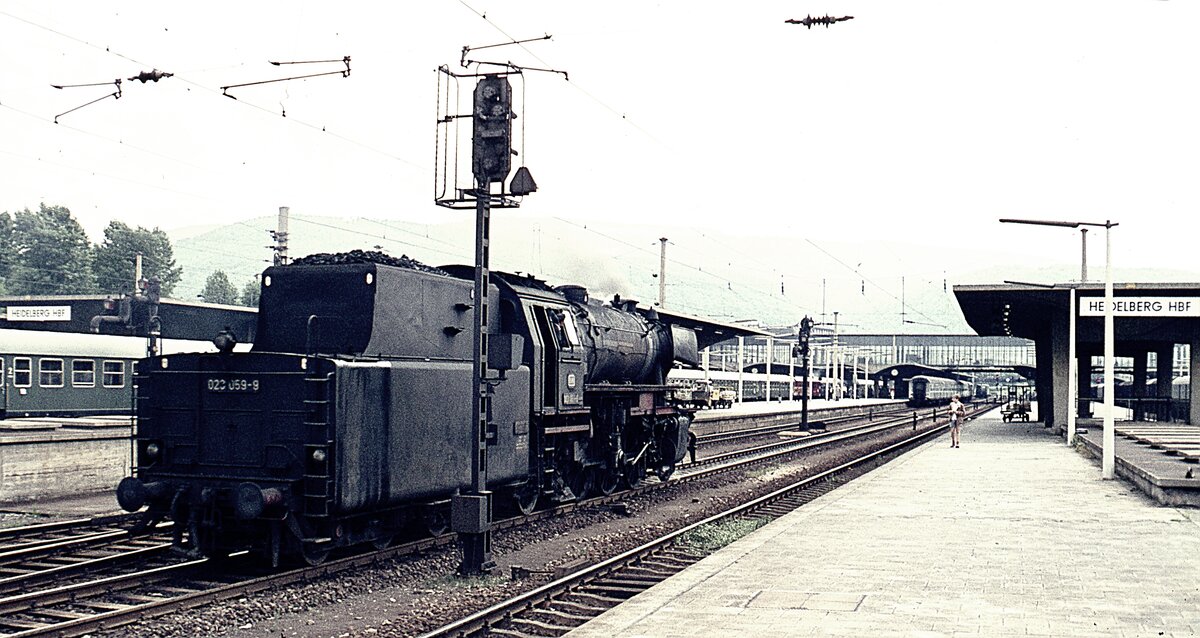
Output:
1002 384 1032 422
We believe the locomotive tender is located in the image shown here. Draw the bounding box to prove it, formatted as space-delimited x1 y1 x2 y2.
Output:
117 255 703 565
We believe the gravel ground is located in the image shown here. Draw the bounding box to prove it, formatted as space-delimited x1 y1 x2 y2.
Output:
0 511 52 529
105 422 942 638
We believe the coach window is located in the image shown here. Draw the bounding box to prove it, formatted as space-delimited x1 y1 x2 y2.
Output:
39 358 65 388
103 360 126 388
72 360 96 388
13 358 31 388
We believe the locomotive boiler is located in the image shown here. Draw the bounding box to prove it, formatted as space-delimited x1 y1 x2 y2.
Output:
116 255 701 565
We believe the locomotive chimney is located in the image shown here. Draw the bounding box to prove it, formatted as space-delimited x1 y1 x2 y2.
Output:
557 285 589 304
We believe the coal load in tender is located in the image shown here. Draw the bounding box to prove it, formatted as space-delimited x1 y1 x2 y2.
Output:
289 249 450 277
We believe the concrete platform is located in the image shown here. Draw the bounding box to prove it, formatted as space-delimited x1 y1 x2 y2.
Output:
566 412 1200 638
1077 421 1200 506
0 416 132 504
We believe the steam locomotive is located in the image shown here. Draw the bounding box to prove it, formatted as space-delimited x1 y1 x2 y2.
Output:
116 254 702 566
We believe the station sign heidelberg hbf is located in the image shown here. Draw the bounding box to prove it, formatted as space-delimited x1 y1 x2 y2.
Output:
5 305 71 321
1078 297 1200 317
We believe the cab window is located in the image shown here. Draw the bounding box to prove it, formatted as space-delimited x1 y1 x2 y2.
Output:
547 309 580 350
561 312 581 347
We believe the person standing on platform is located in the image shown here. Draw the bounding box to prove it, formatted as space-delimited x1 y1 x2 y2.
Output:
949 395 965 448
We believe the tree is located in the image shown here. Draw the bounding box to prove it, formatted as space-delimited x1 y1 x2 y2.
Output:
240 278 261 307
0 212 15 295
200 270 238 305
9 204 96 295
93 221 183 296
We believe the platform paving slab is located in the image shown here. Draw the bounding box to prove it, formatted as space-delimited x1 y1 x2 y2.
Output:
565 412 1200 638
1077 422 1200 505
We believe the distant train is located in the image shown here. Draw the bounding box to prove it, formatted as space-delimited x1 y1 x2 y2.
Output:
907 375 975 407
668 367 830 402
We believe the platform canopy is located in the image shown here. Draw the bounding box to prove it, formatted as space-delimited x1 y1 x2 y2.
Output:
649 308 773 350
954 281 1200 431
954 282 1200 345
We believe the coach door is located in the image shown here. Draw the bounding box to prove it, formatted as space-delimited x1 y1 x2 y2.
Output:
0 358 6 415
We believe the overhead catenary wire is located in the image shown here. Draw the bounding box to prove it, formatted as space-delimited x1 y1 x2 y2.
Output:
287 216 464 261
1 97 211 172
0 147 220 203
454 0 667 148
0 9 426 170
551 217 817 317
804 238 943 326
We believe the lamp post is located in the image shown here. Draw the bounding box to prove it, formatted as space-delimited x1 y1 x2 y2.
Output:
1068 286 1077 444
1000 218 1118 478
1079 228 1088 282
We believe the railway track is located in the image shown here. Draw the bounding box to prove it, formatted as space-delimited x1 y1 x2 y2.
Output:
419 417 964 638
0 405 986 636
0 515 139 556
0 517 181 598
693 403 916 446
685 403 990 473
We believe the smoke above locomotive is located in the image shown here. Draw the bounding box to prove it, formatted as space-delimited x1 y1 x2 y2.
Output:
117 251 705 566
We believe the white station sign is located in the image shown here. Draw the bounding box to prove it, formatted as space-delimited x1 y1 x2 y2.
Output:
6 305 72 321
1078 297 1200 317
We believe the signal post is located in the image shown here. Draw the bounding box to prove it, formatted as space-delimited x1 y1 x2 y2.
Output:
436 55 544 575
795 316 815 429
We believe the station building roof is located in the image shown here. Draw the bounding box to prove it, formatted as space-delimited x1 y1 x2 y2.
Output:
652 308 772 350
0 295 257 341
954 282 1200 349
960 283 1200 342
872 363 970 382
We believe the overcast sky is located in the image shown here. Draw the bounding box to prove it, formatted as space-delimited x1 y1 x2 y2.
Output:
2 1 1197 283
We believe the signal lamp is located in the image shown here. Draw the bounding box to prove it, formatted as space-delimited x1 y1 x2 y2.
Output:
472 75 513 184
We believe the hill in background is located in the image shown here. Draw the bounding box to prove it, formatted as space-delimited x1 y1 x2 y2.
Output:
168 214 1200 334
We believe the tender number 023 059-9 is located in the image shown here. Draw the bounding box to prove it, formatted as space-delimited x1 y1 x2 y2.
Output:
206 378 260 393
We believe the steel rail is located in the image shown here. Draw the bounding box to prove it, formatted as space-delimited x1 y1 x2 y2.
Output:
0 513 145 543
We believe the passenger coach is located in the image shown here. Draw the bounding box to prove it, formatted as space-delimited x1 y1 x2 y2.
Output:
0 295 256 417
